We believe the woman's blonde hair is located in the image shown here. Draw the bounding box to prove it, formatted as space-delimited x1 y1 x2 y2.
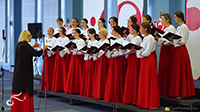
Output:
99 28 108 37
18 30 31 42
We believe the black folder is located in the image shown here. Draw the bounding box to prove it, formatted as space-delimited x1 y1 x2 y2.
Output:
108 43 123 51
151 26 165 37
51 45 65 51
53 33 60 38
86 46 99 54
66 34 75 40
99 43 110 50
65 41 77 48
123 43 142 50
163 32 182 39
121 26 130 35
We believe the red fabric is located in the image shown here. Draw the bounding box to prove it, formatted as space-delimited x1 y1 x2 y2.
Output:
92 55 108 99
51 53 70 92
123 53 140 104
80 60 95 97
40 53 55 91
158 45 175 96
64 54 84 94
136 53 160 109
104 56 127 103
11 88 33 112
198 77 200 80
168 45 196 97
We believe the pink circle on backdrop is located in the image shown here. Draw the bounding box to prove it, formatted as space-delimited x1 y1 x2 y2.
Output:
90 16 96 26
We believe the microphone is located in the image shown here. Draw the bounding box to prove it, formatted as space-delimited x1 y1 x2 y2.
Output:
2 29 6 40
37 30 42 38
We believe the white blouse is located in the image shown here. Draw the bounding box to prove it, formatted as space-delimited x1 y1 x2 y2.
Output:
44 37 57 57
124 35 142 55
173 24 189 47
108 38 124 58
97 39 110 58
84 40 98 61
137 34 156 58
56 37 71 57
157 25 176 46
72 38 86 55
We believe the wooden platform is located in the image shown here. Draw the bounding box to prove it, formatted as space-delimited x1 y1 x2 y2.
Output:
34 76 200 112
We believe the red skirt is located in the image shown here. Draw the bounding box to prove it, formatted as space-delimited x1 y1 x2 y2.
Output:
11 88 33 112
40 53 55 91
104 56 127 103
92 55 109 99
122 53 140 104
51 53 70 92
80 60 95 97
64 54 84 94
158 45 175 96
168 45 196 97
136 53 160 109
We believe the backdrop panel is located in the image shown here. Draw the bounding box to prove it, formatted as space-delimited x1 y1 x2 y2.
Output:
117 0 144 27
185 0 200 79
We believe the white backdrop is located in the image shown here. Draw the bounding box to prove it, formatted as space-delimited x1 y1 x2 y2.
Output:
185 0 200 79
83 0 105 31
0 0 5 63
117 0 144 27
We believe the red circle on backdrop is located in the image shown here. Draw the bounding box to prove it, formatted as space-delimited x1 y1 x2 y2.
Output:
90 16 96 26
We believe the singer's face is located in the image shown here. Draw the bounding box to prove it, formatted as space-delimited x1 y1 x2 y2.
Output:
161 16 168 26
57 20 63 26
73 30 78 38
139 26 146 34
129 26 135 35
98 31 104 38
128 18 133 26
59 29 63 36
109 19 116 27
81 20 87 28
47 28 54 36
72 19 79 28
98 20 103 28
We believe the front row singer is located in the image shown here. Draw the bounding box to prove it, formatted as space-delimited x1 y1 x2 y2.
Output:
11 30 47 112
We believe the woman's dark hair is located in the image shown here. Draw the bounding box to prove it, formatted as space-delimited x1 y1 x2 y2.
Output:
73 28 81 34
141 22 151 34
57 17 63 22
73 18 80 27
175 11 185 23
144 14 153 26
130 23 143 40
59 27 66 35
112 25 121 35
87 28 96 34
161 13 172 24
82 18 89 28
87 28 100 40
130 16 137 23
99 18 106 28
109 16 118 25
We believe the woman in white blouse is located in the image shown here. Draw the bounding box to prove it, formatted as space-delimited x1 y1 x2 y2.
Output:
104 25 126 103
154 13 176 97
167 11 195 98
67 18 82 35
122 23 142 105
40 27 56 91
65 28 85 94
136 22 160 109
51 27 70 92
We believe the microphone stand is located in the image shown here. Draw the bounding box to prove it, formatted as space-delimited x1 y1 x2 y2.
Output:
37 31 47 112
1 30 6 111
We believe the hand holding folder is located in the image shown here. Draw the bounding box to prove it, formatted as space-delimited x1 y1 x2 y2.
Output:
86 46 99 54
53 33 60 38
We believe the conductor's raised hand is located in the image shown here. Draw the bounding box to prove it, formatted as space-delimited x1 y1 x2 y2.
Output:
32 42 40 48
